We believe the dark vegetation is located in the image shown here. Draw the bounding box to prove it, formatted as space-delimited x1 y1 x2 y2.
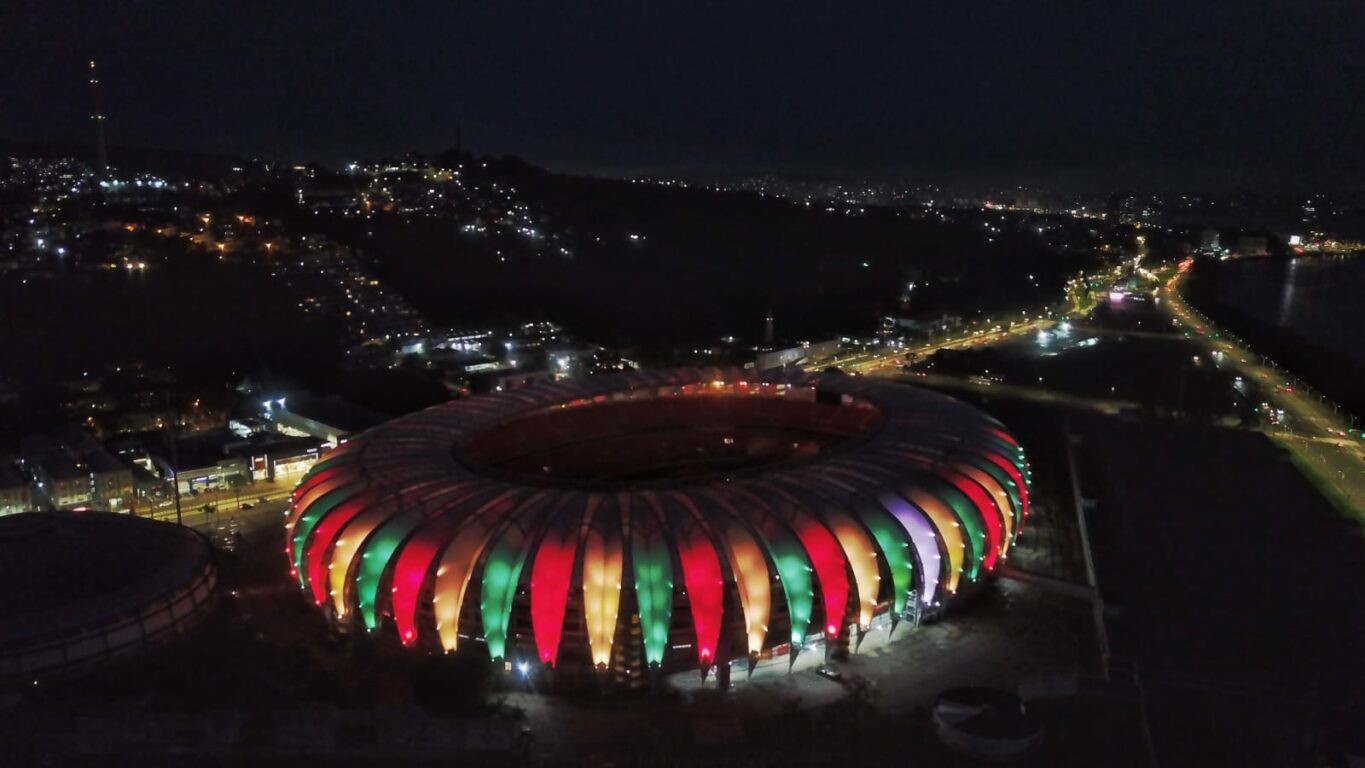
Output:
312 155 1093 355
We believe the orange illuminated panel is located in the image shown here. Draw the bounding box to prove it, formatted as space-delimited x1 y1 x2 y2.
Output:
722 522 770 655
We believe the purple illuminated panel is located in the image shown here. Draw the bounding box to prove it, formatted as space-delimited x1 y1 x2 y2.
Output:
877 491 942 606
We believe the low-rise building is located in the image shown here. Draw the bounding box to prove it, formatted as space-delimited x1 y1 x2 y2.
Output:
147 439 249 495
259 396 386 445
21 434 90 510
755 339 842 371
223 433 324 482
0 462 32 516
881 313 964 337
34 454 92 509
21 428 137 512
87 449 135 512
468 367 555 394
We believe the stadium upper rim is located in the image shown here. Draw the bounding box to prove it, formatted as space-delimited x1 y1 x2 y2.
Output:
454 379 886 490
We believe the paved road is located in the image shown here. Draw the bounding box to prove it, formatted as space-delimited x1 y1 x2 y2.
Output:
882 370 1142 415
808 319 1052 376
136 477 298 527
1163 263 1365 520
840 262 1364 523
157 498 289 535
807 275 1111 377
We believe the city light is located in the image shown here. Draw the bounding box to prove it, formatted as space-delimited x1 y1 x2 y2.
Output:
0 12 1357 767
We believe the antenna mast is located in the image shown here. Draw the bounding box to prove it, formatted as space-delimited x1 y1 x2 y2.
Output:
88 60 109 175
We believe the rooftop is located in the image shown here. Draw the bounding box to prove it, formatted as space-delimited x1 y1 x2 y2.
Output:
284 395 387 434
0 512 212 645
38 454 84 482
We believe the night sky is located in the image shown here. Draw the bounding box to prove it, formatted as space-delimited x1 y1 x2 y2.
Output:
4 1 1363 188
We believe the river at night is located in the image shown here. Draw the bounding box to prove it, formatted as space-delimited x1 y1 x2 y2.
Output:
1217 256 1365 366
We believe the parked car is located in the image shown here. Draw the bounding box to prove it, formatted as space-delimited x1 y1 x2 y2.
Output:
816 665 843 683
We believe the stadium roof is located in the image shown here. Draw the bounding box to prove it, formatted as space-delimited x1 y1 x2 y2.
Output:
287 368 1030 675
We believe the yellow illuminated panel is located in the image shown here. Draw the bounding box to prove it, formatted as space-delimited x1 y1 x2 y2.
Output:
434 521 496 651
582 525 624 667
723 523 770 654
327 511 386 618
953 463 1015 548
823 508 881 626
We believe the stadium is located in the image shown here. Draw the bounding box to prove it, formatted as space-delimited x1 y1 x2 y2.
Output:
287 368 1029 686
0 511 218 680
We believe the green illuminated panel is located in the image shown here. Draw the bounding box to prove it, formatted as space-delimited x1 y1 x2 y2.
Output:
760 524 814 645
852 498 915 613
967 456 1021 533
977 431 1028 479
292 483 363 584
631 526 674 666
480 525 531 660
354 512 423 630
919 476 984 580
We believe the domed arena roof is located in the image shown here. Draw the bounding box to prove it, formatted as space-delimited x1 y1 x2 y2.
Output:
287 368 1030 679
0 511 218 680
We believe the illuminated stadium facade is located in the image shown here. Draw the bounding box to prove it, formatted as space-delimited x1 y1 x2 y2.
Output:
287 368 1029 685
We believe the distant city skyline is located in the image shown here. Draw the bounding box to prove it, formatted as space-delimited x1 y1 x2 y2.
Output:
3 2 1363 192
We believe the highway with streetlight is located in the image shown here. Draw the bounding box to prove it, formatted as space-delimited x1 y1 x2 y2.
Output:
804 268 1111 376
815 255 1362 524
1162 260 1365 520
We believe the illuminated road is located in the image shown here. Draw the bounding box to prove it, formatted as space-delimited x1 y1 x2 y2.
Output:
808 319 1052 376
807 275 1107 376
828 260 1363 523
1161 265 1364 520
135 477 298 531
886 370 1142 415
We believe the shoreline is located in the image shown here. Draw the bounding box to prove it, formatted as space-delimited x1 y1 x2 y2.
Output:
1180 257 1364 420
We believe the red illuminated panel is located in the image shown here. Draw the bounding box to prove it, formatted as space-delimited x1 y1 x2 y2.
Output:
790 510 849 638
953 462 1015 544
675 522 723 669
303 494 372 605
941 469 1004 568
988 427 1019 447
390 517 458 646
981 450 1029 520
530 523 579 666
292 462 348 504
285 472 354 562
822 507 880 627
